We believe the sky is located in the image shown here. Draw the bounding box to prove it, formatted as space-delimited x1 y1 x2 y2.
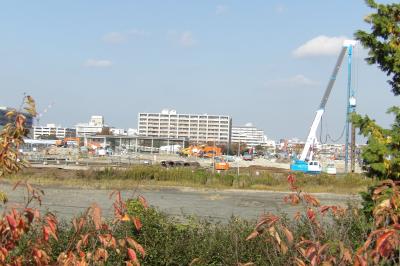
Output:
1 0 399 141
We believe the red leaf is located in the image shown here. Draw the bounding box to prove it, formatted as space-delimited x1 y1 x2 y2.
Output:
376 231 395 257
305 246 317 258
132 217 142 231
284 194 300 205
306 208 316 221
303 194 320 207
287 174 297 190
6 214 17 230
354 255 367 266
43 226 49 242
90 203 102 230
126 237 146 258
127 248 138 262
138 195 148 209
282 226 294 245
320 206 331 214
45 214 57 233
294 257 306 266
47 225 58 241
246 231 259 241
393 223 400 230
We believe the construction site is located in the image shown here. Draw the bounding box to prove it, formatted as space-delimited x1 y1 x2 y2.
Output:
17 39 364 176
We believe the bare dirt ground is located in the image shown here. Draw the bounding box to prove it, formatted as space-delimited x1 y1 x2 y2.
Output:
0 181 360 222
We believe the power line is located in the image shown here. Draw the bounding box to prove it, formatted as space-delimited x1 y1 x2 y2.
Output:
319 116 346 144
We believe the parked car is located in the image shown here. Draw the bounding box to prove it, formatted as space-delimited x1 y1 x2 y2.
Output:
242 153 253 161
324 163 337 175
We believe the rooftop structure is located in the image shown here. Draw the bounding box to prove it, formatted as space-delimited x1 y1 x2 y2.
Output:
75 115 108 137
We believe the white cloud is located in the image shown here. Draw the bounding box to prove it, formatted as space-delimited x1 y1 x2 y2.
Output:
293 35 348 58
288 74 318 86
275 4 285 13
179 31 196 47
102 29 149 44
129 29 149 37
216 5 228 15
102 32 126 44
264 74 318 88
84 59 113 68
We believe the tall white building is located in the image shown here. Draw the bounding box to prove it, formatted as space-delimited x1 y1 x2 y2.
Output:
33 124 76 139
75 115 107 137
138 109 232 143
232 125 267 147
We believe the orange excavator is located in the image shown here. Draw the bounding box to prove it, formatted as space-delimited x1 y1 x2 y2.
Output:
180 145 222 158
55 137 81 147
202 146 222 158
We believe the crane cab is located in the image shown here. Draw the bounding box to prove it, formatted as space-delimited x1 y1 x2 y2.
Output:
290 160 321 174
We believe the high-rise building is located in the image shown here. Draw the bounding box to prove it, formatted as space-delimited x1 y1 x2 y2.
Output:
138 109 232 144
33 124 76 139
75 115 107 137
232 124 267 147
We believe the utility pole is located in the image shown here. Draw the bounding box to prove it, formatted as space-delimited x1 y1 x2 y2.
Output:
237 140 240 176
212 139 215 174
344 41 356 173
351 122 356 173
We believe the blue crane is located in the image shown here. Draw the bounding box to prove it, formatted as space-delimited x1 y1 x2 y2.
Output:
290 40 356 174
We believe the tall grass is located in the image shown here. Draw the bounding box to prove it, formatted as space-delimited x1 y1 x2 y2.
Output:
12 166 376 193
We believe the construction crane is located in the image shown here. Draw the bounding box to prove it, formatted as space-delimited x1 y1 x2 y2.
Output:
36 102 54 126
290 40 356 174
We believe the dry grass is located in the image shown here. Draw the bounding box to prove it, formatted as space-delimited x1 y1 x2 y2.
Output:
3 166 376 194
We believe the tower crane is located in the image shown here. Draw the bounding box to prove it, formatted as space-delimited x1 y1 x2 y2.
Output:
290 40 356 174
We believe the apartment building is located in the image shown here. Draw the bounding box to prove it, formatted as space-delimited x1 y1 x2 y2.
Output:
75 115 107 137
138 109 232 144
232 125 267 147
33 124 76 139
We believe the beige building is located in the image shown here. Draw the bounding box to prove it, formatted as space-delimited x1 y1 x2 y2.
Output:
138 109 232 144
232 124 267 147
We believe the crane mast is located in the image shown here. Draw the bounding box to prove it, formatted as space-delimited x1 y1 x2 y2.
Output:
299 40 356 162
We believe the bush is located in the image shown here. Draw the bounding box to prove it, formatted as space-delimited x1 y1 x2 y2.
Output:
123 198 372 265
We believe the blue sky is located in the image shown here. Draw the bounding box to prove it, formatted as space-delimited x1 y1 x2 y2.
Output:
1 0 398 140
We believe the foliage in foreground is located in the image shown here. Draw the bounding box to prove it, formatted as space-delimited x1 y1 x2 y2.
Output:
352 107 400 181
355 0 400 96
247 175 400 265
352 0 400 181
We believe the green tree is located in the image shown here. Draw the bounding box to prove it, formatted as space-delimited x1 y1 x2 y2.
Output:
352 0 400 180
230 142 248 155
352 107 400 180
354 0 400 95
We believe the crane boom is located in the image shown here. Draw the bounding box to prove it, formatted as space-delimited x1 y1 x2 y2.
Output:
299 40 356 162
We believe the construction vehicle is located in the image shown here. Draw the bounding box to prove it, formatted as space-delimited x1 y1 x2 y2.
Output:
202 146 222 158
214 156 230 171
180 145 222 158
55 137 80 147
290 40 356 174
